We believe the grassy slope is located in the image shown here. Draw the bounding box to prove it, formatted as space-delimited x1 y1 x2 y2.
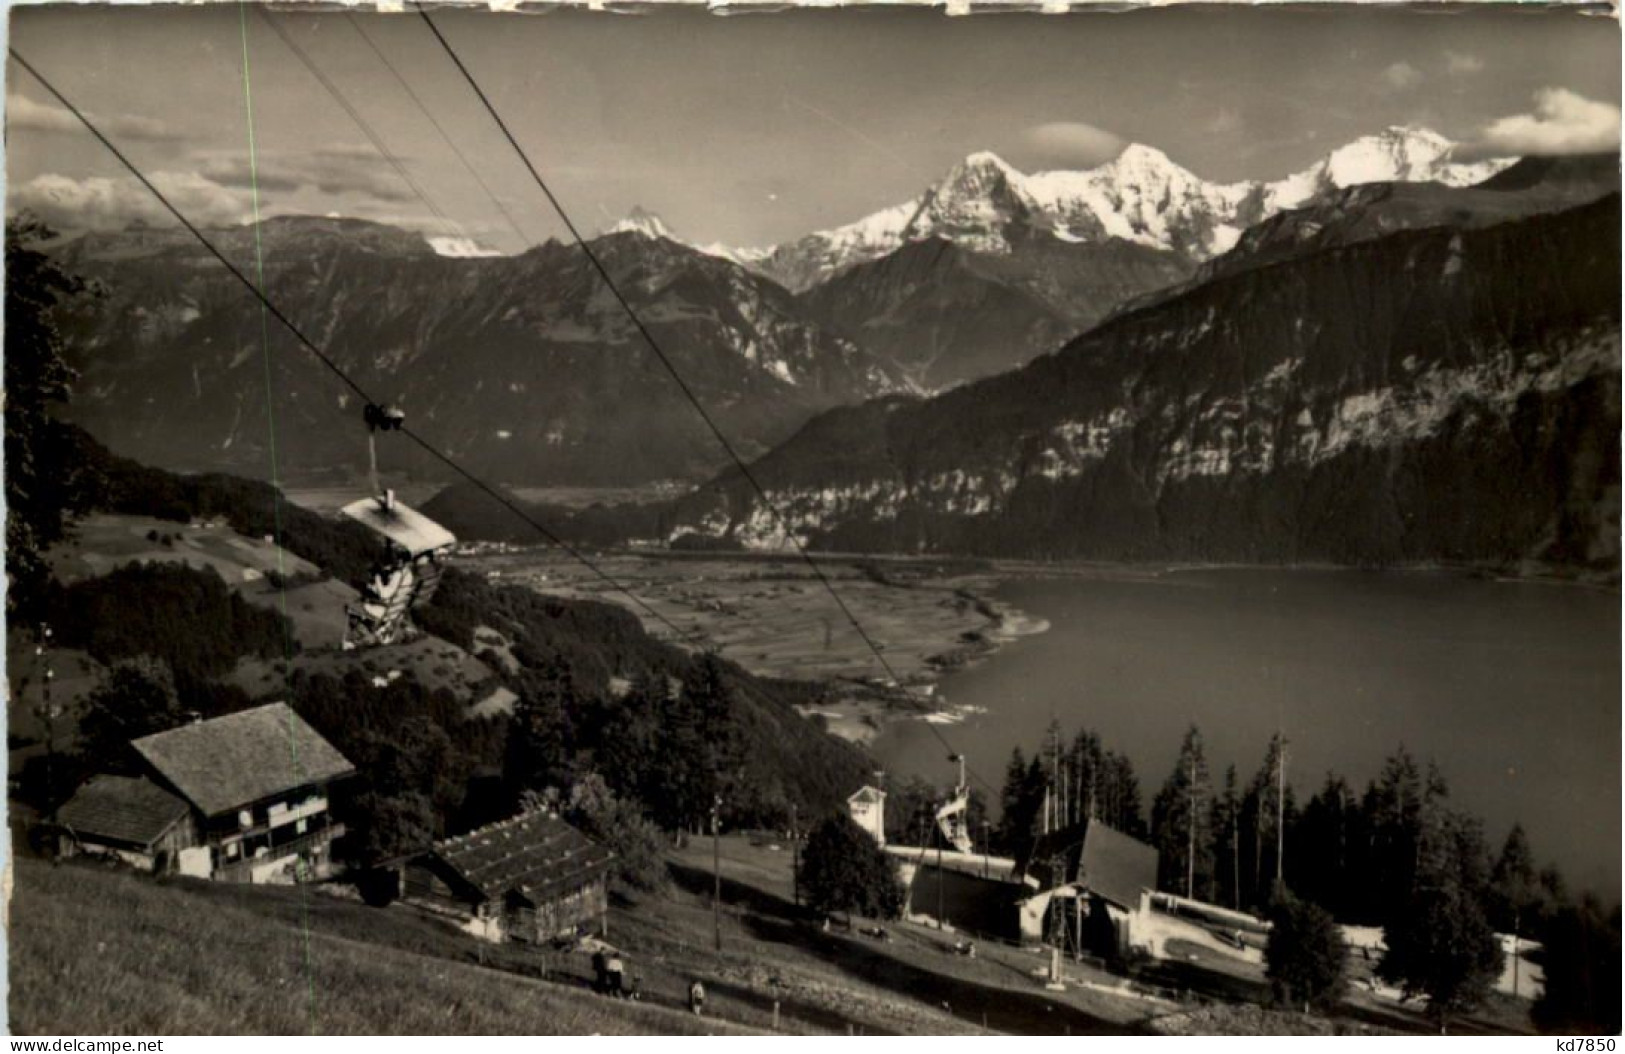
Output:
8 858 756 1036
8 840 1536 1036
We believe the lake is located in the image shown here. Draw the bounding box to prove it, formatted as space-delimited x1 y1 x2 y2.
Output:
873 569 1621 897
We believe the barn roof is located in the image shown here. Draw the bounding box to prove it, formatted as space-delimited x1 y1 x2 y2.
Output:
133 703 355 818
57 774 190 849
432 810 613 904
848 785 885 805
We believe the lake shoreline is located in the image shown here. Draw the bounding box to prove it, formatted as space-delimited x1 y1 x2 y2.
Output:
868 565 1622 896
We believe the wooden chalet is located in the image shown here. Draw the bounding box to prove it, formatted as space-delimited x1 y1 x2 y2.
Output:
402 810 614 944
56 702 356 883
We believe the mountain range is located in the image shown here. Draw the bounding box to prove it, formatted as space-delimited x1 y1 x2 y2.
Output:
50 217 907 486
657 155 1622 573
40 127 1605 522
721 127 1514 292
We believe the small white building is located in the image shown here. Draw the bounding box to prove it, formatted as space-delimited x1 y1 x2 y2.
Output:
847 785 886 846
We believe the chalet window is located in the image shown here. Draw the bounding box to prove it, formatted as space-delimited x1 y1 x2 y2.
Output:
295 818 308 835
225 842 240 860
238 809 253 829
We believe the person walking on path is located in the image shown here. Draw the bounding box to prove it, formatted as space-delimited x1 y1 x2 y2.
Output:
688 979 706 1016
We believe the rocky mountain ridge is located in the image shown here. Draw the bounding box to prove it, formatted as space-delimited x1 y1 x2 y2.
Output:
662 187 1621 573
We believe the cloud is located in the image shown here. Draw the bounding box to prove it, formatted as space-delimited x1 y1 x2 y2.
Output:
1380 62 1424 93
7 93 183 142
1460 88 1621 159
8 171 252 233
194 147 416 204
1444 51 1485 77
1016 122 1127 170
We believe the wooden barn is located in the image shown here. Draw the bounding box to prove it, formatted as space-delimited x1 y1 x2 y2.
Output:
56 702 356 883
55 774 196 872
402 810 614 944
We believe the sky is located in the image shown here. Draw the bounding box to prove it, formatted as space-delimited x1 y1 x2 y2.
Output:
5 3 1620 254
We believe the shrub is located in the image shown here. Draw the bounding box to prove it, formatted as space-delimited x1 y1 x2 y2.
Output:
1265 888 1347 1011
799 812 904 919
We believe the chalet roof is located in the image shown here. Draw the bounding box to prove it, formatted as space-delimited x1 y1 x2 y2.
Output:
57 774 190 849
133 703 355 818
432 810 614 905
848 785 885 805
341 496 456 556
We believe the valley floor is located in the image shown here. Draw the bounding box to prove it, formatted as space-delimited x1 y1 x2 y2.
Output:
455 548 1046 741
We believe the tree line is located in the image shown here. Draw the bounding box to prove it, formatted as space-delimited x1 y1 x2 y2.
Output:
993 718 1620 1031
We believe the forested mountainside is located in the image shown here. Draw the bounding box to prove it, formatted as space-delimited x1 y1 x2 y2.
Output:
665 192 1621 574
44 423 872 820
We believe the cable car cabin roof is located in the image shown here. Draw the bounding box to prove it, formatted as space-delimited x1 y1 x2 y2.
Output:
341 496 456 556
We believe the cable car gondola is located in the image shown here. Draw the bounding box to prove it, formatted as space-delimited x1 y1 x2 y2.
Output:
341 404 457 650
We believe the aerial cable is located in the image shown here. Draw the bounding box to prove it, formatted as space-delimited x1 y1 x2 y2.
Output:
412 5 998 796
254 8 469 247
343 12 533 253
6 46 710 654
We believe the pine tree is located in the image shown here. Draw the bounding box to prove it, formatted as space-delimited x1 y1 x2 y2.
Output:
995 747 1035 853
77 662 184 773
1533 895 1623 1034
503 654 580 796
681 651 745 805
5 218 95 620
1378 777 1503 1031
1489 824 1538 937
1366 746 1425 920
1067 728 1105 824
1295 774 1357 919
1246 732 1294 905
1212 764 1243 910
596 670 666 803
1102 751 1145 836
1152 725 1215 900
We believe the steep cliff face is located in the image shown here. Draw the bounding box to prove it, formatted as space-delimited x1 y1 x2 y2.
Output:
671 195 1622 573
51 217 906 486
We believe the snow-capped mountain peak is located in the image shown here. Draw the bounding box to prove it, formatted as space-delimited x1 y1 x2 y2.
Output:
943 150 1025 187
602 206 675 240
731 127 1518 290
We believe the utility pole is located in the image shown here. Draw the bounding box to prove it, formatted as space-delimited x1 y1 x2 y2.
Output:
790 801 799 908
1276 735 1287 889
935 820 944 930
711 793 723 952
36 624 58 824
1186 753 1196 900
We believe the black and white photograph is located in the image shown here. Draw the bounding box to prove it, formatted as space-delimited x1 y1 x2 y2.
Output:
2 0 1620 1038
